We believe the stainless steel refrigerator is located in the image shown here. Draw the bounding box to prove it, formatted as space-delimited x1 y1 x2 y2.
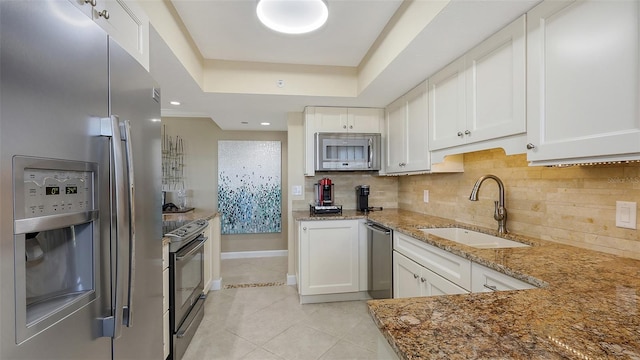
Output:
0 1 163 359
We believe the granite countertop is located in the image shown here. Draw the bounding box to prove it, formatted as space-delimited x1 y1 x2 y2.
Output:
298 208 640 359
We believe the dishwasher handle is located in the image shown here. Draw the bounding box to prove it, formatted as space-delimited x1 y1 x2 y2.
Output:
365 222 391 235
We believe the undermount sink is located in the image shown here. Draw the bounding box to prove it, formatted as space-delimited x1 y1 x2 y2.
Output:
418 227 530 249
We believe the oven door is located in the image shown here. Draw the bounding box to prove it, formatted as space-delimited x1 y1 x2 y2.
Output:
171 235 206 330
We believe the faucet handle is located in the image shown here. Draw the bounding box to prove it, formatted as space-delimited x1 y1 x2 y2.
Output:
493 201 505 221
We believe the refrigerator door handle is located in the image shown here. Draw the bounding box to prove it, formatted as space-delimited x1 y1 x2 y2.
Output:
121 120 136 328
98 115 127 339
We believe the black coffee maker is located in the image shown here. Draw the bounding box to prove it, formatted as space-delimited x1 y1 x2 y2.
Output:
355 185 370 211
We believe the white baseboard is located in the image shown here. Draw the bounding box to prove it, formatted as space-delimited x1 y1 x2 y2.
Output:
210 278 222 291
287 274 297 286
221 250 288 260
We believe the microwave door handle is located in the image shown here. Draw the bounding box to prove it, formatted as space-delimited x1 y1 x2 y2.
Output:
121 120 136 328
98 116 126 339
368 137 373 168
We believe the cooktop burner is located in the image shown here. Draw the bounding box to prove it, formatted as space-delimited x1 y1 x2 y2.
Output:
163 219 208 246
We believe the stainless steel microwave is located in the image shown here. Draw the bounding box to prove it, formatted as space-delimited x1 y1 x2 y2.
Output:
315 132 381 171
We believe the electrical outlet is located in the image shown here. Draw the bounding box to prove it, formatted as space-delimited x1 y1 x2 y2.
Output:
423 190 429 203
292 185 302 196
616 201 637 229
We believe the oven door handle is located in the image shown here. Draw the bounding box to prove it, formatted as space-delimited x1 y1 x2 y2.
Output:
176 237 207 261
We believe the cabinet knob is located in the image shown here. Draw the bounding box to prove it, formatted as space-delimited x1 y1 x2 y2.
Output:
464 130 471 135
420 277 427 283
303 227 307 231
457 131 464 137
84 0 97 6
413 274 419 279
97 9 110 19
398 162 406 167
526 143 536 150
343 125 347 129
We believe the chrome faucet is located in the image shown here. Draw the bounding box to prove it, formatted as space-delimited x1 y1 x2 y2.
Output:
469 174 508 234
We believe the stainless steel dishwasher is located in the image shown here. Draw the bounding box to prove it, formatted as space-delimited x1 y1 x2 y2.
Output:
365 221 392 299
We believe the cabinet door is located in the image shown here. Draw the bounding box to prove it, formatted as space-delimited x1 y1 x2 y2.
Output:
385 97 407 173
349 108 383 133
423 269 469 296
428 57 466 150
68 0 94 17
314 107 349 132
465 15 526 144
527 0 640 163
93 0 150 70
393 251 423 298
404 81 431 172
299 220 359 295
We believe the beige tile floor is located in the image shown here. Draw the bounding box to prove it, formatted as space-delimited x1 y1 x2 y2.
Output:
183 256 381 360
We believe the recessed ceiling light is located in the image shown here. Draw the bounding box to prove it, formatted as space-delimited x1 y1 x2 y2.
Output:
150 118 161 122
170 101 181 106
260 122 271 126
256 0 328 35
241 121 249 125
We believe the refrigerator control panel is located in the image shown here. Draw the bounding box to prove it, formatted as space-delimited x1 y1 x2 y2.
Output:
23 169 94 218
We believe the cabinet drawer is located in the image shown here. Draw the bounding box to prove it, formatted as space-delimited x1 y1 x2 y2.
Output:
471 262 534 292
394 232 471 290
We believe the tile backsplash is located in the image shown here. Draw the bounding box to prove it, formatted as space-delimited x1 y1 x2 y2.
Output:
398 149 640 260
291 149 639 259
293 173 399 211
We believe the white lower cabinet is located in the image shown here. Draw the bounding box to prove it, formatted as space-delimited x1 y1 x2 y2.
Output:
393 231 535 299
471 262 535 292
393 251 468 298
298 219 360 296
393 232 471 290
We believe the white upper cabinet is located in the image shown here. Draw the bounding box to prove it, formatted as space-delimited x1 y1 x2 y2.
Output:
385 95 408 174
385 82 432 174
68 0 150 70
385 81 463 175
308 107 383 134
429 15 527 157
526 0 640 165
428 57 467 151
303 106 383 176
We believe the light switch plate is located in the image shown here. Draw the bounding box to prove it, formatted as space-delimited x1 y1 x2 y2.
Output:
292 185 302 196
616 201 637 229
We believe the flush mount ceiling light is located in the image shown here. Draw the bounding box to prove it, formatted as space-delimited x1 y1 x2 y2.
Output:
256 0 328 35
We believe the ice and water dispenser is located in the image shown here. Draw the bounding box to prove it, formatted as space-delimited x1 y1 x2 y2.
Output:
13 156 99 343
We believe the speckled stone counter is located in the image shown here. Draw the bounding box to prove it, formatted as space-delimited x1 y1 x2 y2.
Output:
298 208 640 359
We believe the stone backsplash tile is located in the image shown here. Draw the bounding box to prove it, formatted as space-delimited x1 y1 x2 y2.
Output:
398 148 640 259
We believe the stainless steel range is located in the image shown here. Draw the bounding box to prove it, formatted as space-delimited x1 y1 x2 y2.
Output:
164 219 208 360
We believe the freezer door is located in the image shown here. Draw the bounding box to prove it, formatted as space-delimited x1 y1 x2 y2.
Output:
108 38 164 360
0 1 111 359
